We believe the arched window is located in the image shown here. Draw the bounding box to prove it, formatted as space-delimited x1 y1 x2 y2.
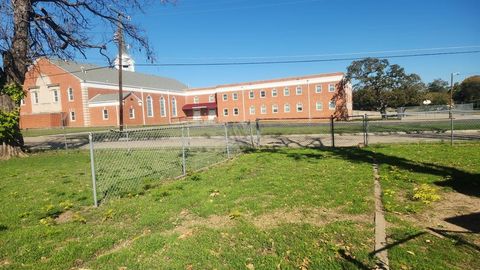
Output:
171 97 177 117
160 97 166 117
146 96 153 117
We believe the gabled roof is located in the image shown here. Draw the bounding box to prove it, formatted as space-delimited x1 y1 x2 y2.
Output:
49 59 187 92
89 92 136 104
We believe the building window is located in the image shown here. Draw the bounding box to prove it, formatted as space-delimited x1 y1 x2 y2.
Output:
160 97 166 117
20 99 25 106
232 92 238 100
316 101 323 111
249 90 254 99
70 111 76 121
102 109 109 120
284 87 290 96
52 89 59 103
328 84 335 92
68 87 74 101
296 102 303 112
272 89 278 97
284 103 290 113
315 85 322 93
32 91 39 104
233 108 239 116
193 96 199 104
209 95 215 102
329 100 336 110
146 96 153 117
223 94 228 101
272 104 279 113
296 86 302 95
172 97 178 117
260 90 266 98
223 108 229 116
129 107 135 119
261 104 267 114
249 105 255 115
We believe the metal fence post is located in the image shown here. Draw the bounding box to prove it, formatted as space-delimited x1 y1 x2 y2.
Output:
248 121 255 148
330 115 335 148
187 125 191 148
255 119 261 147
181 126 187 175
450 111 454 146
88 133 98 207
224 123 230 158
364 114 369 146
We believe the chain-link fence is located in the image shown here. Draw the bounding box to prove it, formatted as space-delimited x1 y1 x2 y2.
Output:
88 111 480 206
88 122 254 205
255 111 480 148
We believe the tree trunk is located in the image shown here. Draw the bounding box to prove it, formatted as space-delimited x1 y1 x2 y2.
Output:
0 0 30 159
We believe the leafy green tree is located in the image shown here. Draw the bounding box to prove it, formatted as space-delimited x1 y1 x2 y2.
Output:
427 79 449 93
346 58 424 115
454 75 480 108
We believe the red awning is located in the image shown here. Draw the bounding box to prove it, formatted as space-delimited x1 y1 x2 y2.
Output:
182 102 217 110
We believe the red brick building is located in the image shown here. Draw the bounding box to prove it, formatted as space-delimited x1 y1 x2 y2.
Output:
20 58 352 129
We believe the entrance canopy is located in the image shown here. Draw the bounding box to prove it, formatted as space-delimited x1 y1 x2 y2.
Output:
182 102 217 110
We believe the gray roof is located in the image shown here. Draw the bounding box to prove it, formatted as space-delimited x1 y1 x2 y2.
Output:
89 92 138 103
50 59 187 92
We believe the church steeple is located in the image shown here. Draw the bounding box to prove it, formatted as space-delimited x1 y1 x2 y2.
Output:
114 44 135 72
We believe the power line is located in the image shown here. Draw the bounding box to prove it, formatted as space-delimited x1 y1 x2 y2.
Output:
34 50 480 78
154 45 480 61
135 50 480 67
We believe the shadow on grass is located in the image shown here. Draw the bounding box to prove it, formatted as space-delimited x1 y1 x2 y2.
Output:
428 227 480 252
256 146 480 198
444 212 480 233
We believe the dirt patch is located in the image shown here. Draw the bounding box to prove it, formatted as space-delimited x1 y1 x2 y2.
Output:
167 209 234 239
55 210 74 224
252 207 371 229
95 229 151 258
398 191 480 245
402 192 479 232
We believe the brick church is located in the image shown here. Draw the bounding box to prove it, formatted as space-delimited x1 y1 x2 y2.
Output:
20 53 352 129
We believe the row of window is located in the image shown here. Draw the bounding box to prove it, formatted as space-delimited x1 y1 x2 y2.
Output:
29 88 75 105
193 95 215 104
223 101 336 116
221 84 335 102
100 108 136 120
146 96 178 118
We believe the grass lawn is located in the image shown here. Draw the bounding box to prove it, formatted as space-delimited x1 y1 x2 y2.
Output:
0 148 375 270
0 143 479 269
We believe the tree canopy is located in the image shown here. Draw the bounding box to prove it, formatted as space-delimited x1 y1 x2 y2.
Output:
346 58 425 114
454 75 480 108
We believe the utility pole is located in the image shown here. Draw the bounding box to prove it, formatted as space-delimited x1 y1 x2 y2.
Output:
449 72 459 117
116 14 124 131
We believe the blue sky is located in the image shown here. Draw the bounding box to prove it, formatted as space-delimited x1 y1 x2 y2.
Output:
85 0 480 87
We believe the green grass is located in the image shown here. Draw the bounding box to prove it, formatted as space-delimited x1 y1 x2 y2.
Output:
0 148 376 269
371 143 480 270
1 143 479 269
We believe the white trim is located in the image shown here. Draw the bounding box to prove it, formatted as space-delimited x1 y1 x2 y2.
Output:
68 87 74 101
102 108 109 120
89 102 118 107
129 107 135 119
185 75 344 95
146 95 154 117
272 104 279 114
